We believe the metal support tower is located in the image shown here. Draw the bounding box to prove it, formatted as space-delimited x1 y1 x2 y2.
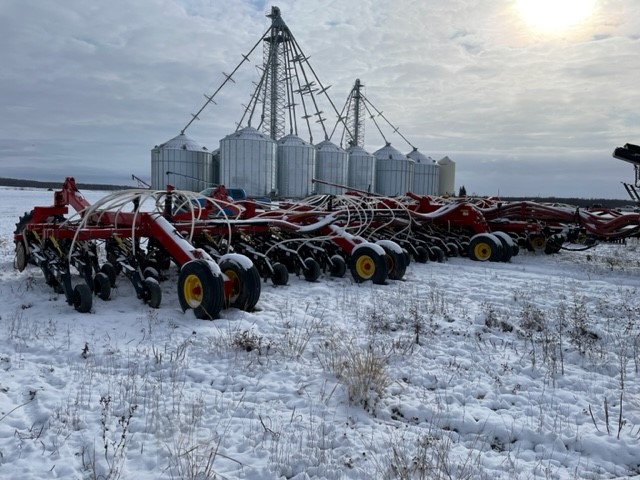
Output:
347 79 365 147
263 7 289 140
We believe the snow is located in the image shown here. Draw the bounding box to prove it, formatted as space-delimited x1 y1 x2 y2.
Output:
2 186 640 479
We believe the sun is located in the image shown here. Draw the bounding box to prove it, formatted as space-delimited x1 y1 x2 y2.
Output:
516 0 596 32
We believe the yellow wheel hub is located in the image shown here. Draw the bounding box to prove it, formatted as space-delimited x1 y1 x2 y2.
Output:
473 242 492 261
355 255 375 279
530 235 546 251
183 274 204 308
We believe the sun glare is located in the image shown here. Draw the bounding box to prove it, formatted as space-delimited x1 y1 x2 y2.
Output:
516 0 596 32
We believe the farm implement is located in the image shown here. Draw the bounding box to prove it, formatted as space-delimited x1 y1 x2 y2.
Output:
14 178 640 315
13 178 263 318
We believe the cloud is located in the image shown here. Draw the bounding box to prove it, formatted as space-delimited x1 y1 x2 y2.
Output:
0 0 638 198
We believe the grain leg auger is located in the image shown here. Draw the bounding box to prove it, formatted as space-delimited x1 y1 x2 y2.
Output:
13 177 261 318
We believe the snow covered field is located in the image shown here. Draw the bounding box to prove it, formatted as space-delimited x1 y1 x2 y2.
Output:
2 186 640 479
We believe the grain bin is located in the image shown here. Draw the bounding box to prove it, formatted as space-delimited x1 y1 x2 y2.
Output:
315 140 349 194
219 126 277 196
277 134 316 198
374 143 414 196
347 145 376 193
438 156 456 196
151 133 213 191
408 147 439 195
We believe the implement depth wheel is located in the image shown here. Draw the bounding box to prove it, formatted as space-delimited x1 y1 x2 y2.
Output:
302 257 321 282
142 278 162 309
329 255 347 278
350 246 387 285
468 234 503 262
413 246 429 264
219 257 261 311
178 259 224 320
93 272 111 301
271 262 289 286
73 283 92 313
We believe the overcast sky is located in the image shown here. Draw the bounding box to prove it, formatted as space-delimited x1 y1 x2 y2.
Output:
1 0 638 198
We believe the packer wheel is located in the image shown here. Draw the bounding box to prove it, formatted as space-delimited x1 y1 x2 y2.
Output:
73 283 93 313
302 257 321 282
100 262 118 287
413 246 429 263
329 255 347 278
271 262 289 286
142 278 162 309
93 272 111 301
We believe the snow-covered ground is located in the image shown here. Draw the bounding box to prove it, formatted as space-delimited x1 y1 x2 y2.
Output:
2 186 640 479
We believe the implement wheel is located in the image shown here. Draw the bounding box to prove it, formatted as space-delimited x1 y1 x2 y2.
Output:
429 246 446 263
302 257 321 282
468 234 503 262
93 272 111 301
178 259 224 320
100 262 118 287
142 278 162 309
329 255 347 278
376 241 406 281
73 283 93 313
350 245 387 285
219 256 261 311
528 234 547 252
490 231 514 262
413 246 429 264
271 262 289 286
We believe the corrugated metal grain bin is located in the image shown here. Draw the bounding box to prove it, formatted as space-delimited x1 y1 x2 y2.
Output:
219 126 277 196
151 133 212 191
347 145 376 193
408 148 439 195
277 134 316 198
315 140 349 194
374 143 414 196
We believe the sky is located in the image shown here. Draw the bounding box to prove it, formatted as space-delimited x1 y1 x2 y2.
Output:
0 0 638 198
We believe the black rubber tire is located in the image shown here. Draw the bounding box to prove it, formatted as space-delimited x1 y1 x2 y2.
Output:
429 246 446 263
491 231 516 262
378 245 406 281
177 259 224 319
93 272 111 301
142 278 162 308
73 283 93 313
143 266 159 281
14 211 34 272
15 241 28 272
468 234 503 262
100 262 118 288
302 257 321 282
329 255 347 278
14 211 33 235
446 242 460 257
271 262 289 286
413 246 429 264
350 245 388 285
402 248 411 267
219 258 262 311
